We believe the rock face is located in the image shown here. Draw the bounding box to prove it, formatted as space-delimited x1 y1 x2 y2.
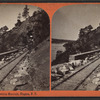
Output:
0 9 50 91
27 38 50 90
0 9 50 52
52 25 100 65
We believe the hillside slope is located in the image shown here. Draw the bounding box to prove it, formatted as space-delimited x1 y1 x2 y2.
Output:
0 9 50 52
28 37 50 90
52 25 100 65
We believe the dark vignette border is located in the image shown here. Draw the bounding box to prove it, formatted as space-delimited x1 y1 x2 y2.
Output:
0 0 100 3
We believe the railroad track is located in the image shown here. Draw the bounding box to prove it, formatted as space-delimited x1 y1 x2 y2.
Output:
52 56 100 90
0 49 18 56
0 50 28 83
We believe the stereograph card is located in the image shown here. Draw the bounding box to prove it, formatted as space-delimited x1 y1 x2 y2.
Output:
0 0 100 97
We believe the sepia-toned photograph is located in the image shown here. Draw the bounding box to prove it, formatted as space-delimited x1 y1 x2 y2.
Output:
0 4 50 91
51 4 100 90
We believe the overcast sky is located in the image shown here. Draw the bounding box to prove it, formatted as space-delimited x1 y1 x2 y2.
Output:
52 4 100 40
0 4 39 30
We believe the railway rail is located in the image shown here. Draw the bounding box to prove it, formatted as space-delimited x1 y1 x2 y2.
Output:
52 56 100 90
0 50 28 83
0 49 18 56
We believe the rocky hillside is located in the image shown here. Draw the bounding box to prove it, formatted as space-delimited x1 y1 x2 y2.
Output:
0 9 50 52
0 37 50 91
52 25 100 65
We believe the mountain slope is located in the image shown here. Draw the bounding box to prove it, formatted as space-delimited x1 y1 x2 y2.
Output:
52 25 100 65
28 37 50 90
0 9 50 53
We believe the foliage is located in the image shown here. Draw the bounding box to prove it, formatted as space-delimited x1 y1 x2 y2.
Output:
0 26 8 35
17 13 21 20
0 8 50 52
22 5 29 19
15 20 22 27
52 24 100 65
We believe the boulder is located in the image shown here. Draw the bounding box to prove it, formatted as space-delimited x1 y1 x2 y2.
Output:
97 73 100 77
10 78 18 85
57 65 69 75
18 69 28 75
69 65 74 71
14 73 23 77
14 80 27 86
51 73 62 81
92 78 100 85
51 68 57 74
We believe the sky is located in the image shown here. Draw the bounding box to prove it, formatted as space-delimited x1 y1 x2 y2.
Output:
0 4 40 30
52 4 100 40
